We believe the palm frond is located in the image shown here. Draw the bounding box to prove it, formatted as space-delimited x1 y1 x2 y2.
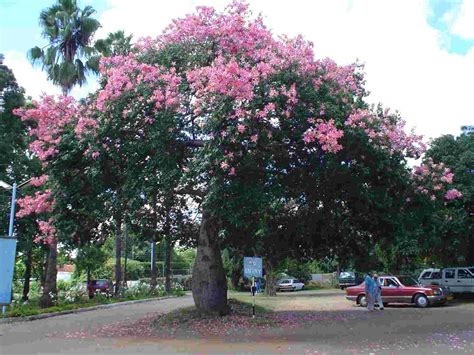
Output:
86 56 100 74
82 5 96 18
75 59 86 86
27 47 44 65
57 61 76 88
80 18 101 39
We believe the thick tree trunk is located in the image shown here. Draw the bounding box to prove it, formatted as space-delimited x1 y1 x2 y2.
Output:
22 247 33 302
114 216 122 296
264 260 277 296
150 235 157 291
192 211 229 315
164 235 172 293
39 240 57 308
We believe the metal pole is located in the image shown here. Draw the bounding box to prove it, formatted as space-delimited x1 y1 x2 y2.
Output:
252 276 256 318
123 223 128 288
8 182 17 237
151 240 155 272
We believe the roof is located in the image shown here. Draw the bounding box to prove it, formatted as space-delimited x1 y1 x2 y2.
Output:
57 264 75 273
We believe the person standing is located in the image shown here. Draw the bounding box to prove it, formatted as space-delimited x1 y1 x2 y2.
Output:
364 271 376 311
373 274 384 310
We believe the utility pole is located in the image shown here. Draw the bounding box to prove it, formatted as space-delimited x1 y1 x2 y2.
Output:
123 222 128 288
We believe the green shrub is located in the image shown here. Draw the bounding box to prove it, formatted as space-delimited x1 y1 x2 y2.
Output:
93 258 151 281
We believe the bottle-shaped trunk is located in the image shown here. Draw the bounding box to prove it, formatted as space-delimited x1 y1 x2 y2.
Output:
191 211 228 315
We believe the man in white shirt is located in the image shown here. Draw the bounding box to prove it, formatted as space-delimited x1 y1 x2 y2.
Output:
374 274 384 310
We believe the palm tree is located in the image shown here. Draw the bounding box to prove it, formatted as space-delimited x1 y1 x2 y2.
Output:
94 30 133 57
28 0 100 95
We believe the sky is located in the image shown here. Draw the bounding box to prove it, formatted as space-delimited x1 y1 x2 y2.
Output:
1 0 473 141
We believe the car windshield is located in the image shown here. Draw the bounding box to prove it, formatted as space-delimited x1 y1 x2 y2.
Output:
280 280 290 284
339 272 354 278
397 276 419 286
420 271 431 279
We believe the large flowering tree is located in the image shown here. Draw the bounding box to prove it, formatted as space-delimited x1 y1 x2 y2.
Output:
15 1 461 313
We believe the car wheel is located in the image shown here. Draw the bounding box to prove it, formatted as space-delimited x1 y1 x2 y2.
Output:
415 294 429 308
358 294 368 307
292 286 296 292
340 286 345 290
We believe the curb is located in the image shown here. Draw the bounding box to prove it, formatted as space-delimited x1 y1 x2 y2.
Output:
0 294 188 324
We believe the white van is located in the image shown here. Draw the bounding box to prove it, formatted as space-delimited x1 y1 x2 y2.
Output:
419 267 474 293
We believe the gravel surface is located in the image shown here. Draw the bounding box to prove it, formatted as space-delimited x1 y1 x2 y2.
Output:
1 290 473 354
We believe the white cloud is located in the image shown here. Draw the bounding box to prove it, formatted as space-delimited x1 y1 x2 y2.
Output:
4 51 61 99
4 51 99 100
451 0 474 39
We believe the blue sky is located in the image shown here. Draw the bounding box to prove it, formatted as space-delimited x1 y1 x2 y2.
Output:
427 0 474 54
0 0 473 140
1 0 473 56
0 0 109 58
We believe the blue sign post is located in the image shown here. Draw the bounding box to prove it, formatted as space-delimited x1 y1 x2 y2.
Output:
0 181 19 317
243 257 262 278
244 257 262 318
0 237 17 305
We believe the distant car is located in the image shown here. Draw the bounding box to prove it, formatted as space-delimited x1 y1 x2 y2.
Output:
87 279 113 298
345 275 453 308
419 267 474 293
277 278 305 291
338 271 364 289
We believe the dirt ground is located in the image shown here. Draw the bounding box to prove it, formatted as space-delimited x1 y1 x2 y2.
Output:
1 289 473 354
229 290 474 354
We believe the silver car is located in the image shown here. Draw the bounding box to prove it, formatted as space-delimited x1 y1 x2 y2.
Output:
276 278 305 291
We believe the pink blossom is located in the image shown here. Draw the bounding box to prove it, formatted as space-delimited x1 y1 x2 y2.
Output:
250 134 258 143
29 175 49 187
303 119 343 153
346 108 425 158
445 189 462 200
34 218 56 245
16 190 54 218
237 124 246 134
14 95 78 162
220 161 229 170
229 167 236 176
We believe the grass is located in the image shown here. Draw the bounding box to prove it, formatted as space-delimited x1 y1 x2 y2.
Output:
6 290 185 318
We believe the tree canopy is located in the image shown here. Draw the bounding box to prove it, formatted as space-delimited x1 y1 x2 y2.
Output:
14 1 464 313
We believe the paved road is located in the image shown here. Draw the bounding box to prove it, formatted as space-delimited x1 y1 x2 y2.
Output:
1 290 474 354
0 295 195 354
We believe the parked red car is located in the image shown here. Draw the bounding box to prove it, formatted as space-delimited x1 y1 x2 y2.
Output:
345 275 453 308
87 279 113 298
